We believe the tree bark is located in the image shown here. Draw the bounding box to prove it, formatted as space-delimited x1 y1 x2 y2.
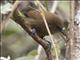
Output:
66 1 80 60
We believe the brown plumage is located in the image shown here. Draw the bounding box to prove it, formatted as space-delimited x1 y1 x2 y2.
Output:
23 9 66 38
13 1 68 38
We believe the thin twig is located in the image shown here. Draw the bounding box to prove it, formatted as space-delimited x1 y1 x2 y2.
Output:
50 0 59 13
35 1 59 60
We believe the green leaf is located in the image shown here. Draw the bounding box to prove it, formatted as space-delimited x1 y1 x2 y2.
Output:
18 10 26 18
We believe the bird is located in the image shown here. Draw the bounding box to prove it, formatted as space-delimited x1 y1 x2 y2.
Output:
12 1 68 38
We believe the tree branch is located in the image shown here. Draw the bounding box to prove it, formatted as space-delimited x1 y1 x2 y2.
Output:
13 15 52 60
